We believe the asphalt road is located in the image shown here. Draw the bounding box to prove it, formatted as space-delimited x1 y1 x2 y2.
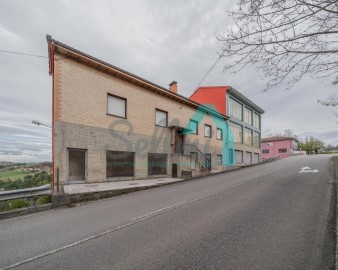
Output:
0 155 335 270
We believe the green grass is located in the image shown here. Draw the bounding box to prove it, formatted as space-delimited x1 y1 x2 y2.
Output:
0 170 32 181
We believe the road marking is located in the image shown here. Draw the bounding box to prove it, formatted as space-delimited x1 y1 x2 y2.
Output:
299 167 319 173
0 169 281 270
132 201 187 220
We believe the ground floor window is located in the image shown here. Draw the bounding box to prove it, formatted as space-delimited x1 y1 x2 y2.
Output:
235 150 243 164
106 151 135 177
253 153 259 163
279 148 287 153
148 153 167 175
216 155 222 166
262 149 269 154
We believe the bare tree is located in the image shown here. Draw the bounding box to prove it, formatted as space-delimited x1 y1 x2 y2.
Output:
217 0 338 91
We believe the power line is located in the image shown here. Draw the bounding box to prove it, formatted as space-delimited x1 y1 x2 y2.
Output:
193 54 223 91
0 49 48 58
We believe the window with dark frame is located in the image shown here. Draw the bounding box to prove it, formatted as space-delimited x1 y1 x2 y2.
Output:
279 148 287 153
262 149 269 154
155 109 168 127
204 124 211 137
189 119 198 135
216 128 222 140
106 151 135 177
107 94 126 118
148 153 167 175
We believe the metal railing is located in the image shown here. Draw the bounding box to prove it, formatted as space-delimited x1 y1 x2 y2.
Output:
262 154 286 163
183 144 210 173
0 184 52 202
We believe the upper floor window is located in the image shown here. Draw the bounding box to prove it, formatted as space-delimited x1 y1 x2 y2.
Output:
229 122 242 143
253 131 260 148
155 109 168 127
244 128 252 146
244 107 252 125
216 128 223 140
253 113 260 129
229 98 242 121
189 120 198 135
107 94 126 118
204 124 212 138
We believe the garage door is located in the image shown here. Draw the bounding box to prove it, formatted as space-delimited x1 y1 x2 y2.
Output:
234 150 243 164
253 153 259 163
245 152 252 164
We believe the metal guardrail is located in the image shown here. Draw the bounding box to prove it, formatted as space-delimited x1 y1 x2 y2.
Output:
262 154 286 163
0 184 51 202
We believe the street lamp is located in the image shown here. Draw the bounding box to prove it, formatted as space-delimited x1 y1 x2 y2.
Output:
32 120 52 129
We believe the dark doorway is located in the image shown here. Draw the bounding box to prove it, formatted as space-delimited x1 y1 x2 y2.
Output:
174 130 185 154
172 163 178 178
68 149 86 182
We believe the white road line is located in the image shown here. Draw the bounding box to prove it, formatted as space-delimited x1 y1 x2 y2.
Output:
1 169 280 270
132 201 187 221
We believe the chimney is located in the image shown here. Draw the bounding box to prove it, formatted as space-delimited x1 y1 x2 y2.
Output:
169 81 178 94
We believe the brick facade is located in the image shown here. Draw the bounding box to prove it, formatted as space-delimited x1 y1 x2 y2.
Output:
49 39 228 186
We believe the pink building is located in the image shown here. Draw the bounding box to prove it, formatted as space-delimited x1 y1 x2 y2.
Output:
261 137 298 159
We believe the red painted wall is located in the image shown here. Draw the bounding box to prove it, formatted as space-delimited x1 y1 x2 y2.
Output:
190 86 228 115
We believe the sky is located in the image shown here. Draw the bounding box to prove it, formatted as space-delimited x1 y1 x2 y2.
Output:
0 0 337 162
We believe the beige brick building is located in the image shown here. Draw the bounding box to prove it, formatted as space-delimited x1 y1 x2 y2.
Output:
47 35 230 189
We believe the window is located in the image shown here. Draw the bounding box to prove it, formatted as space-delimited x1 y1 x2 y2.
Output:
244 108 252 125
106 151 135 177
107 94 126 118
229 122 242 143
279 148 287 153
253 113 260 129
244 128 252 145
229 98 243 120
262 149 269 154
216 155 222 166
148 153 167 175
253 131 260 148
216 128 223 140
189 120 198 135
204 124 211 137
155 109 168 127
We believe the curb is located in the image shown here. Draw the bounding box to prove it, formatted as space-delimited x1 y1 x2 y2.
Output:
0 204 52 220
52 164 259 208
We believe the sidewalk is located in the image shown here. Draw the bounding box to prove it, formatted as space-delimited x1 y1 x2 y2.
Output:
63 178 185 194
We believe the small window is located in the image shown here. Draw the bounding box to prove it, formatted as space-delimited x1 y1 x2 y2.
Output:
262 149 269 154
189 120 198 134
204 124 211 137
107 94 126 118
155 109 168 127
279 148 287 153
216 155 222 166
216 128 222 140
